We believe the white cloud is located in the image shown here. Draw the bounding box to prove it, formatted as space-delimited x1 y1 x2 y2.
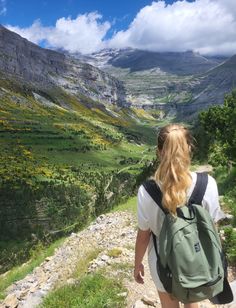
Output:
6 12 111 54
5 1 236 55
109 0 236 55
7 20 50 44
0 0 7 15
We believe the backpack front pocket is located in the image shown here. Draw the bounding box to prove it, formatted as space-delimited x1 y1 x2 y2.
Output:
170 226 212 287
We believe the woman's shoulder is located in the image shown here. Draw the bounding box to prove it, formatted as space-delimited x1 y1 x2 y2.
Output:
190 171 217 186
138 179 162 206
206 173 217 186
138 181 153 199
188 171 218 198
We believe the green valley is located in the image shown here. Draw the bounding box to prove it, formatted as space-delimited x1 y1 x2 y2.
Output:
0 79 160 274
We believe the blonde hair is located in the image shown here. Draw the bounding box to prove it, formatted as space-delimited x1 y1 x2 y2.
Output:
155 124 193 214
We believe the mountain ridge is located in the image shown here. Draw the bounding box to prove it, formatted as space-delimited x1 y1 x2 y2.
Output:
1 24 236 116
72 47 227 75
73 48 236 114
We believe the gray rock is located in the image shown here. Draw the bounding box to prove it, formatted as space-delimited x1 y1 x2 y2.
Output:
0 212 150 308
117 292 128 298
18 290 46 308
142 291 158 306
100 254 110 262
228 280 236 307
133 299 149 308
2 294 18 308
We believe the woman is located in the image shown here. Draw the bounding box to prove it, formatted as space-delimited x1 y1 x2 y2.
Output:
134 124 225 308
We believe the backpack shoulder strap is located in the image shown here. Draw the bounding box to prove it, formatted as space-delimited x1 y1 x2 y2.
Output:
188 172 208 206
142 180 163 265
143 172 208 214
142 179 169 215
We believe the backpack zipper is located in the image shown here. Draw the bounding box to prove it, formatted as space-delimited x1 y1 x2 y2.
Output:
203 275 222 287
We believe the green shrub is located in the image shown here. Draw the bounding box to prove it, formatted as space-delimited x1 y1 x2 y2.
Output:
197 90 236 166
222 227 236 265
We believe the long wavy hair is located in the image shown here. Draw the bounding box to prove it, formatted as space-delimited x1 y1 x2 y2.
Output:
154 124 193 214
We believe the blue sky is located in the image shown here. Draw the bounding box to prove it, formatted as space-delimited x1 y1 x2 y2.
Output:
1 0 191 31
1 0 236 55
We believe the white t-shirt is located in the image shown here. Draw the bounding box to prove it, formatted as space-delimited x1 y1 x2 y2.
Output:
137 172 225 292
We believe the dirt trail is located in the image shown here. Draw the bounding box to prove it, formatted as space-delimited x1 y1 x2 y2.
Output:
1 209 235 308
1 164 236 307
195 165 213 173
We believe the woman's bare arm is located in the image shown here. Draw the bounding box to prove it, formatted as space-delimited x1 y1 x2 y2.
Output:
134 228 151 284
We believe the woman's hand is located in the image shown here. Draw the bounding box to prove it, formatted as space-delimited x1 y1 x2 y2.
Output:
134 263 144 284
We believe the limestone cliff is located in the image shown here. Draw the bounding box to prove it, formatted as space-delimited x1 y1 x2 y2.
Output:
0 25 126 106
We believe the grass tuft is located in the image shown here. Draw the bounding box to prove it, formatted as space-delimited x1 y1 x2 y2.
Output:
40 273 127 308
107 248 123 258
73 248 101 280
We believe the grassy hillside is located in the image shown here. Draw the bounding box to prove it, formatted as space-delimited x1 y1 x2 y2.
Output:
0 80 160 273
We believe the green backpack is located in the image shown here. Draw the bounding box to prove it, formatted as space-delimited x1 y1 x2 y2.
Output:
143 173 224 303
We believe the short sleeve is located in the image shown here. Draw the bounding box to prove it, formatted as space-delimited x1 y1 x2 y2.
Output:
202 175 225 222
137 185 150 231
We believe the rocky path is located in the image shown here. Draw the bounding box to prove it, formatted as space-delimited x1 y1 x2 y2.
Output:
1 211 236 308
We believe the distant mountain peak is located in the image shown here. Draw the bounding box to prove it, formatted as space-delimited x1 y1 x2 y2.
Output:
72 47 227 76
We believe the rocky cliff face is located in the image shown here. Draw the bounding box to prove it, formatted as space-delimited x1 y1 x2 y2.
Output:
77 48 226 75
0 25 66 85
75 48 236 115
192 54 236 105
106 48 224 75
0 25 126 106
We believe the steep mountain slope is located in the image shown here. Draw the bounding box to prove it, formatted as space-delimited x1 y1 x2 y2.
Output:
1 23 234 116
72 49 202 109
0 63 161 278
0 25 125 107
192 54 236 105
76 48 225 75
107 49 223 75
